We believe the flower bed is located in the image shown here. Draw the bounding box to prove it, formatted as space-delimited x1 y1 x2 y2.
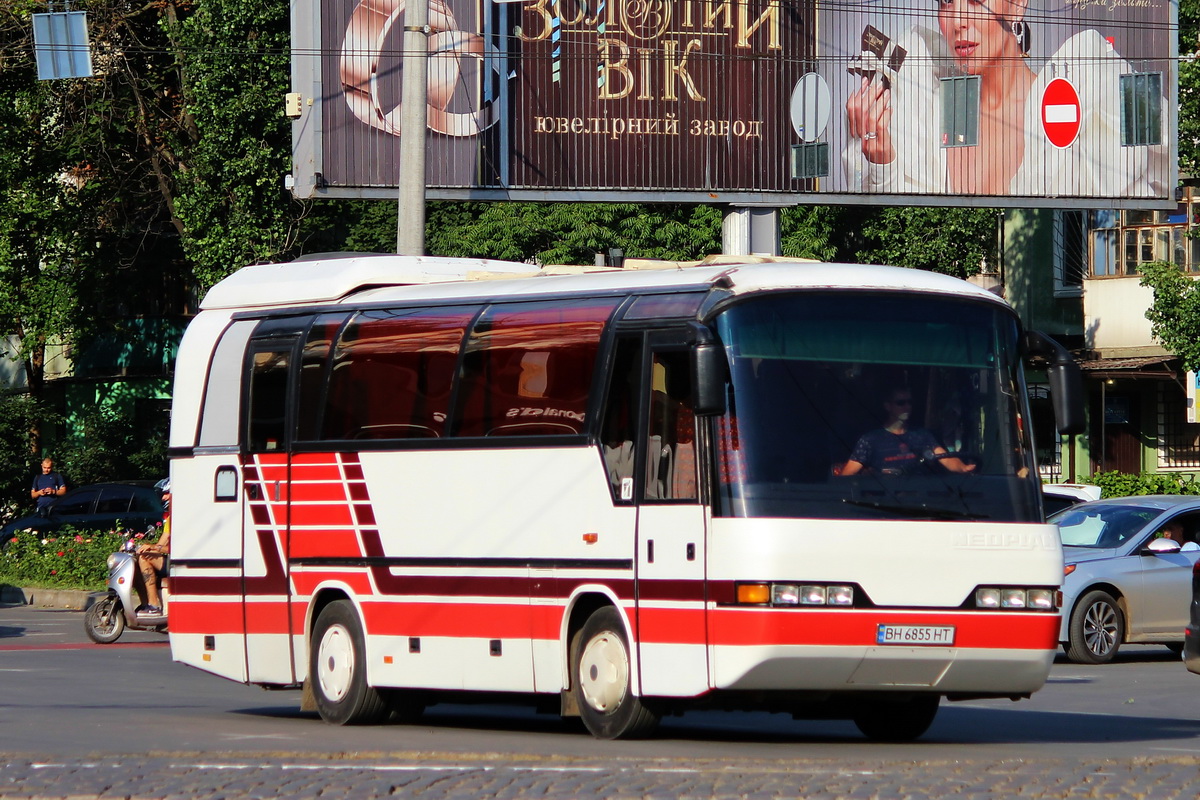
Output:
0 525 164 592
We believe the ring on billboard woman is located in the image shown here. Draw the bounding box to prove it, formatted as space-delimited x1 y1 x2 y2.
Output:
841 0 1168 198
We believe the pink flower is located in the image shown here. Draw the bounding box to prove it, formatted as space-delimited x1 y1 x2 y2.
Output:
49 569 56 575
74 535 83 542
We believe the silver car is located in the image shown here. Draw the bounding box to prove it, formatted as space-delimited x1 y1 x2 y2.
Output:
1050 495 1200 664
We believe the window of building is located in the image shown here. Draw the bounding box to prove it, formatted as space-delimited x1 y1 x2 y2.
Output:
1158 383 1200 469
940 75 980 147
1120 72 1163 147
1090 203 1200 277
1053 210 1086 296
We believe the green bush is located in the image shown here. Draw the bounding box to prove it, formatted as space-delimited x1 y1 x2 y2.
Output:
1090 471 1200 498
0 524 165 591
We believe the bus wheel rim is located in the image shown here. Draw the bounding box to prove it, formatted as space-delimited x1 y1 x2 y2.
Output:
317 624 355 702
579 631 629 713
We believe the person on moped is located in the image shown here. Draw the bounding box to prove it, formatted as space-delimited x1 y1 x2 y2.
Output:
134 483 171 616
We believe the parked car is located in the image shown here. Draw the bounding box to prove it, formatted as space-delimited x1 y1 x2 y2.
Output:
0 481 164 546
1042 483 1102 517
1050 495 1200 664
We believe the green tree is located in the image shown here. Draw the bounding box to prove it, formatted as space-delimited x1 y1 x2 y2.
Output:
1140 260 1200 371
1179 0 1200 177
0 1 193 422
169 0 298 290
0 395 56 522
844 207 1000 278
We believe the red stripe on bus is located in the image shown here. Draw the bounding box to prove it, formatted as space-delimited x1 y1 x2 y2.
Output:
288 505 359 528
288 531 364 557
289 482 357 503
171 601 249 634
247 603 290 634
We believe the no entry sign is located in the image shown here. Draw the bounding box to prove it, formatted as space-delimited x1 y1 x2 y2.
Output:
1041 78 1082 149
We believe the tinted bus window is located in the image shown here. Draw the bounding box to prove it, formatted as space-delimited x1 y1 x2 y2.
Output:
247 348 291 452
322 307 475 441
455 299 619 438
297 314 348 441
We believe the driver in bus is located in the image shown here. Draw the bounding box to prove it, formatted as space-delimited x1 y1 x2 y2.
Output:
840 388 976 477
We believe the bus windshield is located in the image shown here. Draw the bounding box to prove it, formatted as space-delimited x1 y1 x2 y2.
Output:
712 292 1041 523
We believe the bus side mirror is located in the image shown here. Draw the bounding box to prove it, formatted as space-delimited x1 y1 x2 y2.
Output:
689 324 727 417
1025 330 1085 435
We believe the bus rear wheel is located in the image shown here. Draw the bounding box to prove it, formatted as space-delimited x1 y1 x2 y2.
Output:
571 607 659 739
851 694 940 741
310 600 389 725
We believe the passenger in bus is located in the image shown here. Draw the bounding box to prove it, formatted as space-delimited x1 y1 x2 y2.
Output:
840 388 976 477
134 483 171 616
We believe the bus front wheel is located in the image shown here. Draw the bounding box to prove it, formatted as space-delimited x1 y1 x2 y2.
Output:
851 694 940 741
571 607 659 739
310 600 389 725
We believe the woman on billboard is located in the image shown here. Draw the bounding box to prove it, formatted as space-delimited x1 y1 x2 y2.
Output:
841 0 1168 197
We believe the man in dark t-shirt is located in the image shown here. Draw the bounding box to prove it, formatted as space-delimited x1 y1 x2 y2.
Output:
31 458 67 512
842 389 975 477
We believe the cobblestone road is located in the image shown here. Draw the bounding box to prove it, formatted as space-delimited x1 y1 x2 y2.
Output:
2 754 1200 799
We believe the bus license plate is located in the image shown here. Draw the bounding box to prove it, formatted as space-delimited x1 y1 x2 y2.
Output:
876 624 955 646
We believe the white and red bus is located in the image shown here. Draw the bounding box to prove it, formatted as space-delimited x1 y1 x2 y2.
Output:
166 254 1082 740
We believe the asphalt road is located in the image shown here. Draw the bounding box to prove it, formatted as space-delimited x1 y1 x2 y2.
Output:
3 603 1200 798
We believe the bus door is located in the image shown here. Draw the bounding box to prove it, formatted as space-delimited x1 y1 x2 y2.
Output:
242 332 301 685
635 337 710 696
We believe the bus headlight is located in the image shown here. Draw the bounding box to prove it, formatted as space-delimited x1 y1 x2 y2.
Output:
975 587 1057 611
738 583 857 607
772 584 800 605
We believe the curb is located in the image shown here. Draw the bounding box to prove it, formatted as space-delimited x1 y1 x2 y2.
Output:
0 585 96 610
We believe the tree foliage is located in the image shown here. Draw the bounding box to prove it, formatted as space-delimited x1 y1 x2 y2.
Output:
169 0 297 289
1140 260 1200 371
1179 0 1200 177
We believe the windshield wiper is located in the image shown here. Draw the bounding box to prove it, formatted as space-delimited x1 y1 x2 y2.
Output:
842 498 989 521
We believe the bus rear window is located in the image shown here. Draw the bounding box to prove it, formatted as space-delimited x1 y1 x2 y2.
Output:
454 299 619 437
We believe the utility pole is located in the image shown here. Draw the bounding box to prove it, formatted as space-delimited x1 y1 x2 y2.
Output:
396 0 429 255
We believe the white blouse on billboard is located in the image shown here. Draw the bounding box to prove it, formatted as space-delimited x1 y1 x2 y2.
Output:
841 27 1170 198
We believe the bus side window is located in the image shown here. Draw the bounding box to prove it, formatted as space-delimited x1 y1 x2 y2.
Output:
646 350 697 502
247 348 291 452
321 308 474 441
600 337 641 502
296 314 347 442
455 299 618 438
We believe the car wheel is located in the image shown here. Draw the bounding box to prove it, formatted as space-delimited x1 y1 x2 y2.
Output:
571 606 659 739
1066 589 1124 664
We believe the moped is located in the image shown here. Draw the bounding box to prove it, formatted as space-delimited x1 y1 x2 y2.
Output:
83 532 167 644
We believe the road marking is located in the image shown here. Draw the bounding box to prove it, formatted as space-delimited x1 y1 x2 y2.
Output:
220 734 299 741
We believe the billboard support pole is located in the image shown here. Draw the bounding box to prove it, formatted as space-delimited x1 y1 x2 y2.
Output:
722 207 780 256
396 0 429 255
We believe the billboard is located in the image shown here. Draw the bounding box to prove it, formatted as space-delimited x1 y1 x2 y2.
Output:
291 0 1177 207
